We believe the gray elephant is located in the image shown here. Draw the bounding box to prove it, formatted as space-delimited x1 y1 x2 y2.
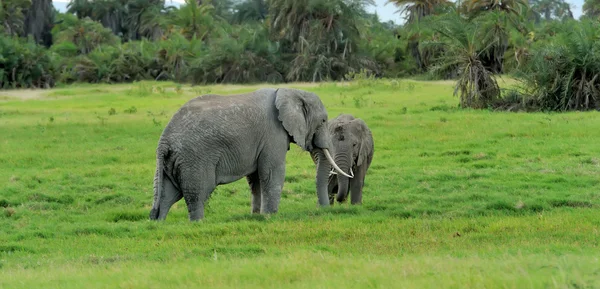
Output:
149 88 351 221
311 114 374 205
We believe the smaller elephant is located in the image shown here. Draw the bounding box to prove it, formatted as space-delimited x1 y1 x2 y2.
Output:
312 114 374 205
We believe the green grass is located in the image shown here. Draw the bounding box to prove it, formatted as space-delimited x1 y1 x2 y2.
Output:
1 78 600 288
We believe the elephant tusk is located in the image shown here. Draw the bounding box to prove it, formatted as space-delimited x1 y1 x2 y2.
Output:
323 149 354 178
329 167 353 177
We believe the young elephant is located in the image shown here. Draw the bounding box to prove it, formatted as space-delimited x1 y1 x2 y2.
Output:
312 114 374 205
149 88 351 221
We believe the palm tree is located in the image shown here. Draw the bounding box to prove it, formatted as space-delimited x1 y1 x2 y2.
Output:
232 0 268 23
54 17 120 54
463 0 528 73
190 23 282 84
67 0 128 38
21 0 55 47
517 20 600 111
1 0 33 37
387 0 451 23
169 0 216 40
67 0 173 41
421 11 500 108
583 0 600 19
197 0 235 20
386 0 452 72
66 0 94 19
528 0 574 21
268 0 377 82
126 0 174 41
0 0 55 46
466 0 528 15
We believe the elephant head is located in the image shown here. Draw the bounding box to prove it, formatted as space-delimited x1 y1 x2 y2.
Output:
274 88 352 206
319 114 374 205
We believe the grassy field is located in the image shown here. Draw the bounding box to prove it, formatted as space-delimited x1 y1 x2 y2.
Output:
1 78 600 288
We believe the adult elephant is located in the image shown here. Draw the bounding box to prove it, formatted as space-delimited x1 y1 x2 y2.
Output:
149 88 351 221
311 114 374 205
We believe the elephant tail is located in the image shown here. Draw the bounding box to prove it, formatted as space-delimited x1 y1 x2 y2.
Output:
149 148 166 220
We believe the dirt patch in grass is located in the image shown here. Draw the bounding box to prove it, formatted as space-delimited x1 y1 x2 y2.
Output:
0 89 48 101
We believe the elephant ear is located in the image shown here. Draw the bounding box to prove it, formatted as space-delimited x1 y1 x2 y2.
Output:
354 118 374 167
275 88 309 150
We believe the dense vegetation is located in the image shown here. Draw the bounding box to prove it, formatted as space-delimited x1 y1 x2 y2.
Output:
1 0 600 111
1 80 600 288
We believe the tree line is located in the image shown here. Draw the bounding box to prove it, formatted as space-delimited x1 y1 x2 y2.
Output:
1 0 600 111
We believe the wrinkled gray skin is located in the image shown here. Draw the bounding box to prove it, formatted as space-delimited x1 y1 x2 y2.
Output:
312 114 374 205
149 88 345 221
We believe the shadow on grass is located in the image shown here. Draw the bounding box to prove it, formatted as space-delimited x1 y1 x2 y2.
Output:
0 245 35 253
227 214 270 223
190 245 268 259
108 211 148 222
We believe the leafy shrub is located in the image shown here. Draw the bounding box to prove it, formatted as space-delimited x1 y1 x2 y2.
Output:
269 0 379 82
517 20 600 111
0 0 30 37
0 35 56 88
54 16 120 55
169 0 218 41
190 24 282 84
358 21 411 78
422 12 500 109
51 41 79 57
124 106 137 114
70 45 120 83
110 41 161 82
154 31 203 82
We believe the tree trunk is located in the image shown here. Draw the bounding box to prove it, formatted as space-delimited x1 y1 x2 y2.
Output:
544 7 551 20
408 40 424 72
101 12 124 39
492 37 508 74
22 0 54 47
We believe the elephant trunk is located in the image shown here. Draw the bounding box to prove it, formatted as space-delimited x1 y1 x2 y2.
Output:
323 149 353 178
315 149 332 206
334 150 352 203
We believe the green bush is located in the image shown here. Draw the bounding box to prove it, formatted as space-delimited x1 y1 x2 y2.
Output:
154 31 203 82
51 41 79 58
517 20 600 111
70 45 121 83
110 41 161 82
0 35 57 88
53 16 120 55
190 24 282 84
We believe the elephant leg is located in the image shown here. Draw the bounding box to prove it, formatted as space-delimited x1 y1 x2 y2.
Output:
181 169 216 221
157 174 183 220
349 166 366 205
258 163 286 214
246 171 261 214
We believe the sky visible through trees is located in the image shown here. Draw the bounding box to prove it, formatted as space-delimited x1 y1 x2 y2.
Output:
51 0 587 22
